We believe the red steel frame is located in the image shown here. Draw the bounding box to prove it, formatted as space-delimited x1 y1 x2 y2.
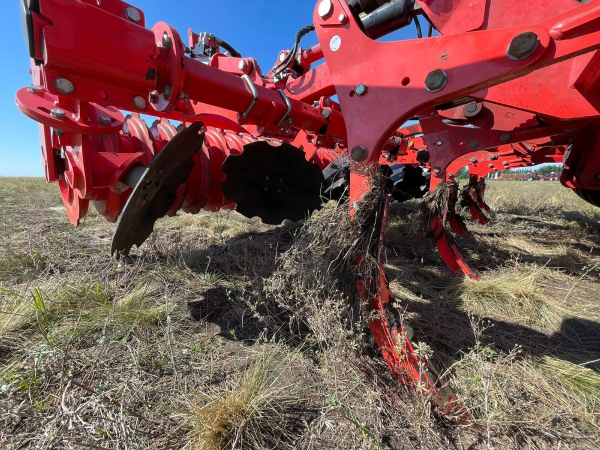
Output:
15 0 600 420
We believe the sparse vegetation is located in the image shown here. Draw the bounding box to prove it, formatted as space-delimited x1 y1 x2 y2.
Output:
1 177 599 448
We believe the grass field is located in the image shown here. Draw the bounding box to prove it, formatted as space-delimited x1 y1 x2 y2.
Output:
0 178 598 449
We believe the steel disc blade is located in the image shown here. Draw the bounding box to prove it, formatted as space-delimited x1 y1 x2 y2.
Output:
222 141 324 224
111 121 205 256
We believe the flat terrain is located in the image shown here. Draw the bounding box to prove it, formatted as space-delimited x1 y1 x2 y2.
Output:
0 178 599 449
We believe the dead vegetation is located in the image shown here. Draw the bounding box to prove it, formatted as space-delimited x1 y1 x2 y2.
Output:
0 177 599 449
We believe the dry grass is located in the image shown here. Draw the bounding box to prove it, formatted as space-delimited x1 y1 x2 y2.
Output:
0 177 599 449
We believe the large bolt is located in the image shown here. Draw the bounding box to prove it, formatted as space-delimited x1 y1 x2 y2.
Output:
125 7 141 23
500 133 512 142
338 13 347 24
132 95 147 110
318 0 333 18
507 31 539 61
238 60 248 72
50 109 66 119
425 69 448 93
27 84 43 94
489 164 495 168
469 140 479 149
98 116 112 126
355 83 367 96
433 168 441 174
322 109 331 119
436 141 443 146
350 145 368 162
490 154 498 160
470 157 478 163
55 78 75 94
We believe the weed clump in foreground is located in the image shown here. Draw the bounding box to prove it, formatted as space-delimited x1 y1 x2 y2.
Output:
186 348 310 450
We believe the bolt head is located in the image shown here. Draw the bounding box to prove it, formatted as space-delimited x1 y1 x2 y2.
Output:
567 137 574 144
54 78 75 94
355 83 367 96
500 133 512 142
322 109 331 119
489 164 495 168
469 140 479 149
98 116 112 126
163 85 172 99
350 145 368 162
425 69 448 93
125 7 141 23
238 60 248 71
433 168 441 174
490 154 498 160
339 13 347 23
50 109 66 120
436 141 443 146
507 31 539 61
470 157 478 163
132 95 147 110
466 103 478 113
318 0 333 19
27 84 43 94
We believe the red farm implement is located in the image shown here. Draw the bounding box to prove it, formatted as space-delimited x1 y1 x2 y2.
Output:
16 0 600 420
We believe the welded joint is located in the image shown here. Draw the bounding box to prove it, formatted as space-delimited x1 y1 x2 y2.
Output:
241 75 258 120
276 89 292 127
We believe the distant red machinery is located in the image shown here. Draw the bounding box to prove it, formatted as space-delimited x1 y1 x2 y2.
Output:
16 0 600 419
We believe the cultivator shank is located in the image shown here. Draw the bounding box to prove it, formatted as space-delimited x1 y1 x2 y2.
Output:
16 0 600 421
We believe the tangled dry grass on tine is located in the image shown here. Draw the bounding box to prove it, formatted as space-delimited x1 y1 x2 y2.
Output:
260 169 389 345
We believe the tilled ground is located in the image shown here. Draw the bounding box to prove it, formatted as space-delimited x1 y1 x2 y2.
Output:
0 178 598 449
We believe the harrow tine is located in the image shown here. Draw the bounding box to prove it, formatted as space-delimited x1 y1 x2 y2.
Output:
355 188 471 422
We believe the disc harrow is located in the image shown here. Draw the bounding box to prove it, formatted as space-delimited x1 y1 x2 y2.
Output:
15 0 600 422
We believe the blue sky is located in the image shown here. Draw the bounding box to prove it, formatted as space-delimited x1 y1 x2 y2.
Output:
0 1 448 177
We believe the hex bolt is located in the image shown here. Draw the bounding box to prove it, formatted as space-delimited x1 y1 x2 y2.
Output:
132 95 147 110
338 13 347 23
50 109 66 120
489 164 495 168
322 109 331 119
500 133 512 142
180 92 190 100
125 7 141 23
470 157 478 163
318 0 333 19
98 116 112 126
55 78 75 94
355 83 367 96
490 154 498 160
27 84 43 94
425 69 448 93
436 141 443 146
507 31 539 61
163 85 172 99
433 168 441 174
350 145 368 162
469 140 479 149
162 32 172 50
448 173 454 178
238 60 248 72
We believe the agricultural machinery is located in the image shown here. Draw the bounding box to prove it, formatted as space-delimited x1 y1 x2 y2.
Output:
16 0 600 418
